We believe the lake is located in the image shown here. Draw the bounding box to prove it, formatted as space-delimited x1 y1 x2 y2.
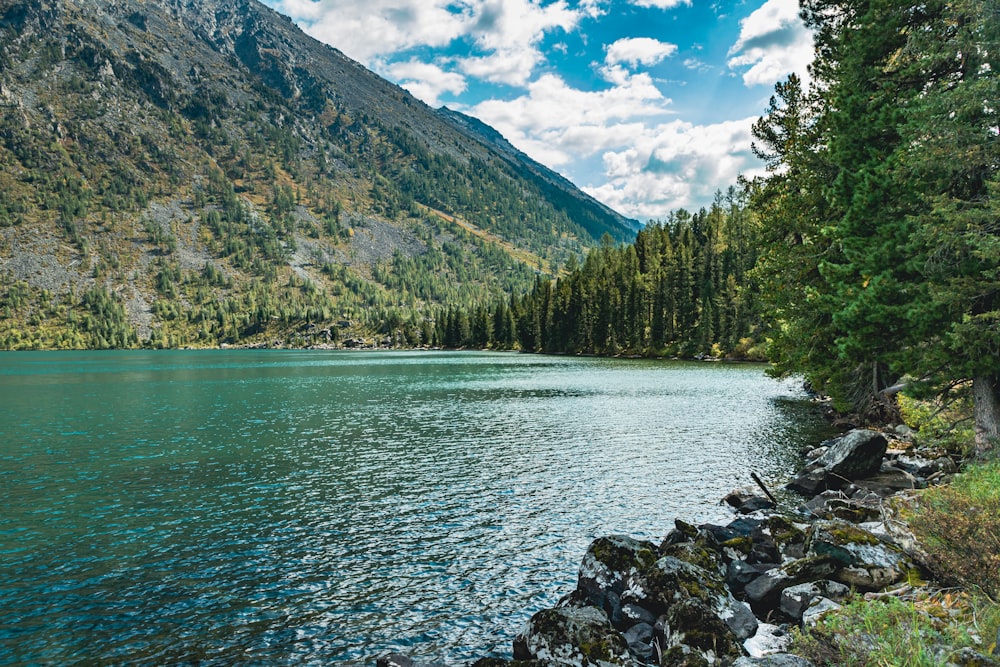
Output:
0 350 834 665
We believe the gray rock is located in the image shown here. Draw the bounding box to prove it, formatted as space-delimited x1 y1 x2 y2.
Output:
738 496 777 514
779 580 851 620
744 557 840 615
577 535 658 619
945 647 1000 666
807 520 910 592
657 598 744 663
727 560 778 593
377 654 416 667
623 622 655 662
801 597 841 626
621 602 657 627
787 430 888 495
732 655 816 666
377 654 447 667
623 555 757 640
512 605 633 666
894 453 957 477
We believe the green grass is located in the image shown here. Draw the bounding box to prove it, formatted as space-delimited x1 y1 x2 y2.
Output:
790 592 1000 666
790 457 1000 666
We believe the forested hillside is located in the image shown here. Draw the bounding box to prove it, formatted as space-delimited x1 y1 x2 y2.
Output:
441 189 762 358
0 0 636 350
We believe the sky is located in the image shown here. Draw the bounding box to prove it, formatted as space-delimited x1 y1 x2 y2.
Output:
259 0 814 221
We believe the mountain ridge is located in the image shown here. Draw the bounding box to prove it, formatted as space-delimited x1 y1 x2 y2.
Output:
0 0 638 349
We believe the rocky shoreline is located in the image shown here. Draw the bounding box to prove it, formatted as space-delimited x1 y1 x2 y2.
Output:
378 428 994 667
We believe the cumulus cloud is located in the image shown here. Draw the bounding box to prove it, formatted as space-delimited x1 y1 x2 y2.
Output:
630 0 691 8
727 0 813 86
269 0 585 86
387 60 468 107
456 0 582 85
268 0 471 63
469 71 672 165
467 74 766 218
586 117 764 218
605 37 678 69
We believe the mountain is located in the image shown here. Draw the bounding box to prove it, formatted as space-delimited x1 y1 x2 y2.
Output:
0 0 638 349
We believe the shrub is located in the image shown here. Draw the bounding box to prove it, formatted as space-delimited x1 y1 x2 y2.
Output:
898 392 975 455
905 461 1000 598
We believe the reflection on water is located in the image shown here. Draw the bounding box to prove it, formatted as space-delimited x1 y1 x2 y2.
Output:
0 351 835 665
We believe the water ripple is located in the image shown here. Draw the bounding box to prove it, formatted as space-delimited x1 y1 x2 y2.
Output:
0 351 835 666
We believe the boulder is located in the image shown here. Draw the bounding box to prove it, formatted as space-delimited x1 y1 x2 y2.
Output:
806 520 910 592
738 496 776 514
733 656 815 667
779 580 851 621
656 598 745 663
622 622 655 662
727 560 778 593
621 555 758 641
742 623 792 658
620 602 657 627
743 557 840 615
786 430 888 495
512 606 632 666
376 654 447 667
577 535 658 623
892 452 957 477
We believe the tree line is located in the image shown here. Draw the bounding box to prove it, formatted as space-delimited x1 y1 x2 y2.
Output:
440 189 763 357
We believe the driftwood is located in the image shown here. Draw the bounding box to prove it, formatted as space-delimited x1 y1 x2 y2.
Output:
750 471 779 505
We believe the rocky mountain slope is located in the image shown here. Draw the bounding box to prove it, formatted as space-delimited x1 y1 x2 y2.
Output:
0 0 638 349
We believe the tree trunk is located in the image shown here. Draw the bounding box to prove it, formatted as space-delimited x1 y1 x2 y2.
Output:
973 374 1000 457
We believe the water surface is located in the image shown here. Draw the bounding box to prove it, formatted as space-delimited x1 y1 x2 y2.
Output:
0 350 833 665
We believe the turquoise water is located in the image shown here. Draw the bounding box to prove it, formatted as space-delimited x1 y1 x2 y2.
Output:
0 351 832 665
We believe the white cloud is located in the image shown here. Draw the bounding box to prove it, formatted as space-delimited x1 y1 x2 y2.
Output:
456 0 582 85
630 0 691 8
269 0 588 87
469 72 672 166
605 37 678 69
727 0 813 87
466 74 768 218
387 60 468 107
586 117 765 218
268 0 472 63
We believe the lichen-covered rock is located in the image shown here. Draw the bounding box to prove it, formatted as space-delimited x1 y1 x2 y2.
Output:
577 535 659 623
512 606 633 667
801 597 841 627
806 520 909 592
623 556 757 641
732 655 816 666
661 541 726 578
657 598 744 662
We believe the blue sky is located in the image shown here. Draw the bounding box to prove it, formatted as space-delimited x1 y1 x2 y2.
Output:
259 0 813 220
